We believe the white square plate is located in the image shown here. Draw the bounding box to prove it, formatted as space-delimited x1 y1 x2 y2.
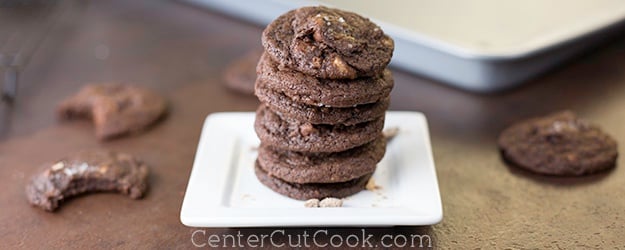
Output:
180 111 442 227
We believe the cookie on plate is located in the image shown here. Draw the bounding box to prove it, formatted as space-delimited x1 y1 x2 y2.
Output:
254 104 384 153
258 135 386 183
256 52 393 107
498 111 618 176
254 161 371 200
255 85 389 126
262 6 394 79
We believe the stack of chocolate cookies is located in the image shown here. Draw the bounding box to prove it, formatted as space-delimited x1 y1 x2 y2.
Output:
253 6 394 200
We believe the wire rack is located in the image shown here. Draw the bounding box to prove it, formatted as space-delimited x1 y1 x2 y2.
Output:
0 0 75 101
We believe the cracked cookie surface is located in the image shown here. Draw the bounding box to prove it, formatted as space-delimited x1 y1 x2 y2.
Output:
256 52 393 108
262 6 394 79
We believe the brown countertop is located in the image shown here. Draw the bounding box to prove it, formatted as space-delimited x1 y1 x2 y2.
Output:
1 0 624 248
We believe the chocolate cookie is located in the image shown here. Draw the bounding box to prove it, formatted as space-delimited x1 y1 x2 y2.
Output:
258 135 386 183
223 49 262 95
262 6 394 79
26 151 149 211
255 85 389 125
256 52 393 107
254 104 384 152
255 161 371 200
498 111 618 176
58 84 167 140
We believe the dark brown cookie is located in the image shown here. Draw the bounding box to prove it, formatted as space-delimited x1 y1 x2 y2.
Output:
254 104 384 153
223 49 262 95
262 6 394 79
255 85 389 125
25 151 149 211
258 135 386 183
498 111 618 176
256 52 393 107
255 161 371 200
58 84 167 140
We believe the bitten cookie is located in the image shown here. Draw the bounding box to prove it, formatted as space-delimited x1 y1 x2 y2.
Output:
256 52 393 107
223 49 262 95
254 104 384 153
255 161 371 200
262 6 394 79
58 84 167 140
255 85 389 125
26 151 149 211
258 136 386 183
498 111 618 176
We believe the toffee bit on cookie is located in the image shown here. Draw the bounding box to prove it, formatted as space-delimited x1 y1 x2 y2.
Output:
299 123 316 136
304 198 320 208
365 178 381 191
319 197 343 207
383 127 400 142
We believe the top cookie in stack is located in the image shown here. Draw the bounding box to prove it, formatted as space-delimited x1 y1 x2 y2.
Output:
253 6 394 200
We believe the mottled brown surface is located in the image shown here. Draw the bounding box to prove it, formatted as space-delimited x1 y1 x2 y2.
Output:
262 6 394 79
254 161 373 201
255 104 384 153
256 52 393 108
0 0 624 248
499 111 618 176
257 136 385 183
256 84 390 125
58 84 167 140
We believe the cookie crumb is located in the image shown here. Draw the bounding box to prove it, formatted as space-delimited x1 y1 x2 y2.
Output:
299 123 316 136
365 178 381 191
50 162 65 171
319 197 343 207
304 198 320 207
383 127 400 142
